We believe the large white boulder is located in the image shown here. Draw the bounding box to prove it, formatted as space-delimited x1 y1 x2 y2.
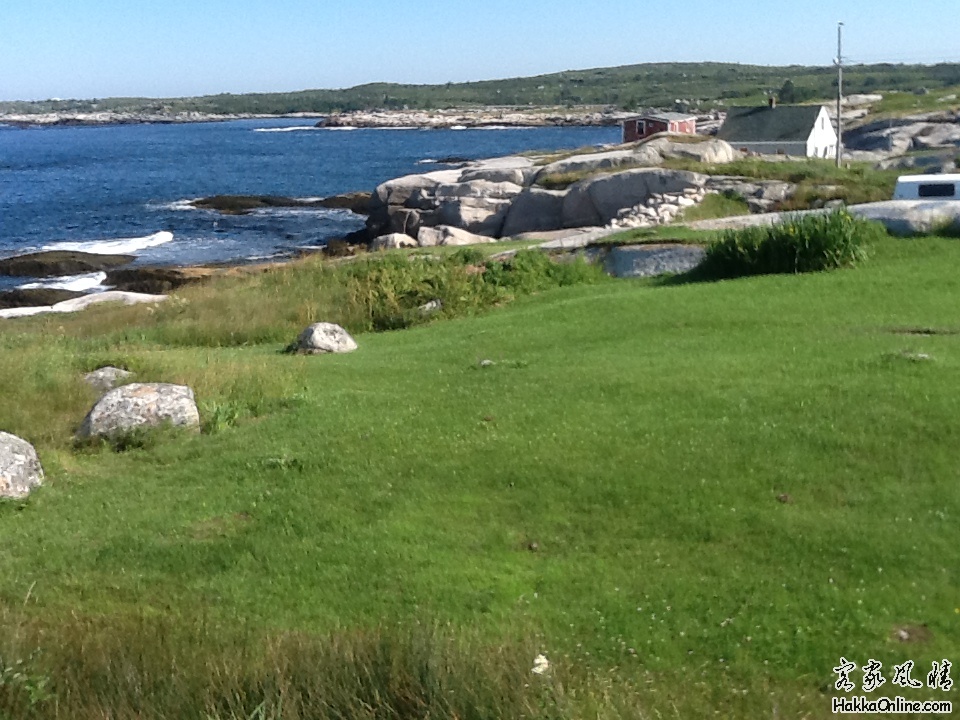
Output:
77 383 201 440
372 170 461 207
849 200 960 235
538 149 648 178
644 137 737 164
438 197 511 236
371 232 418 250
291 322 359 355
417 225 497 247
435 180 524 200
0 432 43 499
501 188 567 236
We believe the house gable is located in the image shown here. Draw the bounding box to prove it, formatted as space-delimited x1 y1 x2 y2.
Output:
717 105 825 144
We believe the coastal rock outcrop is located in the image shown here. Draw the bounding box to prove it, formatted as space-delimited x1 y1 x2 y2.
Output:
417 225 497 246
0 432 44 500
501 188 568 236
564 168 709 227
191 192 372 215
0 251 134 278
0 288 86 310
77 383 201 440
705 176 797 213
849 200 960 236
364 141 734 244
534 138 735 180
291 323 358 355
844 113 960 154
601 244 707 278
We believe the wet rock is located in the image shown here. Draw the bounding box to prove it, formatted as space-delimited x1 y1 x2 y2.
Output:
105 266 218 294
0 432 43 499
0 288 86 309
77 383 201 440
0 251 134 278
315 192 372 215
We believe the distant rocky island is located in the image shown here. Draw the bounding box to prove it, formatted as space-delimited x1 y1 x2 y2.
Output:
0 111 312 128
315 108 634 129
0 107 633 129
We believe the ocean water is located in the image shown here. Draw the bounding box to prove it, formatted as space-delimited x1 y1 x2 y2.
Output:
0 119 619 291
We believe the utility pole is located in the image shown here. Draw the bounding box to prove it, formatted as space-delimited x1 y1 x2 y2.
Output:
835 22 844 167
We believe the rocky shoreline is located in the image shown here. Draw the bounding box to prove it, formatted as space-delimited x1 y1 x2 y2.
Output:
0 111 324 128
0 107 633 129
317 107 634 129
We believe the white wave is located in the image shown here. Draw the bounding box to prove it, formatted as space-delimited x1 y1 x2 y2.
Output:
416 159 437 165
18 272 108 292
42 231 174 255
253 126 321 133
474 125 537 130
155 199 199 211
318 126 358 131
450 125 467 131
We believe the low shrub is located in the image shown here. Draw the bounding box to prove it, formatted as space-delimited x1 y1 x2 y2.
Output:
700 210 879 278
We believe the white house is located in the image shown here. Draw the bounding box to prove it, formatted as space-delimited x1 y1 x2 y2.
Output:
717 100 837 159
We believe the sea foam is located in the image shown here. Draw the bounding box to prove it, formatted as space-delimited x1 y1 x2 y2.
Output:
18 272 108 292
42 231 174 255
253 126 321 133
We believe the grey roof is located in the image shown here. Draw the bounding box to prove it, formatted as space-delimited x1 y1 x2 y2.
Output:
633 111 696 122
717 105 825 143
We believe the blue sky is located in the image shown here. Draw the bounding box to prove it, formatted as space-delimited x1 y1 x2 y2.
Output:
3 0 959 101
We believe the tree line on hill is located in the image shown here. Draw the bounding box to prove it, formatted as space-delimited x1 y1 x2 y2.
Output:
3 61 960 116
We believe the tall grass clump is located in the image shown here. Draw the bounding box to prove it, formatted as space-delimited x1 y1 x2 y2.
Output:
701 210 880 278
0 612 579 720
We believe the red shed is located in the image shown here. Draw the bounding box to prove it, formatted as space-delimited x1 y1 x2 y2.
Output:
622 112 697 143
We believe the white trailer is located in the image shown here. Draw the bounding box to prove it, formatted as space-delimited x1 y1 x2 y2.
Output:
893 174 960 200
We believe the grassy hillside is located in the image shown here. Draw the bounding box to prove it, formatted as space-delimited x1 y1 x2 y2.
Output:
0 235 958 718
4 61 960 115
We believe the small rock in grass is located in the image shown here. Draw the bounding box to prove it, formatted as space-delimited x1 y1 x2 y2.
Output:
290 323 358 355
83 366 134 395
77 383 200 440
478 359 495 368
418 299 442 315
0 431 44 499
776 493 793 504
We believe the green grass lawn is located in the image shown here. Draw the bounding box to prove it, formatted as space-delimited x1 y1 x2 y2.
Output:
1 237 959 718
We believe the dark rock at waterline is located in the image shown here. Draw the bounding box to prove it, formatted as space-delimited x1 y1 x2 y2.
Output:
0 288 87 309
0 251 135 278
315 192 372 215
191 195 304 214
191 192 372 216
105 262 285 294
105 266 219 294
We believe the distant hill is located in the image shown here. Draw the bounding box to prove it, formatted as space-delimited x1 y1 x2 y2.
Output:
4 61 960 116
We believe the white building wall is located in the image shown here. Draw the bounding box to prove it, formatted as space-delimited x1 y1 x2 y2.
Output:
806 106 838 159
